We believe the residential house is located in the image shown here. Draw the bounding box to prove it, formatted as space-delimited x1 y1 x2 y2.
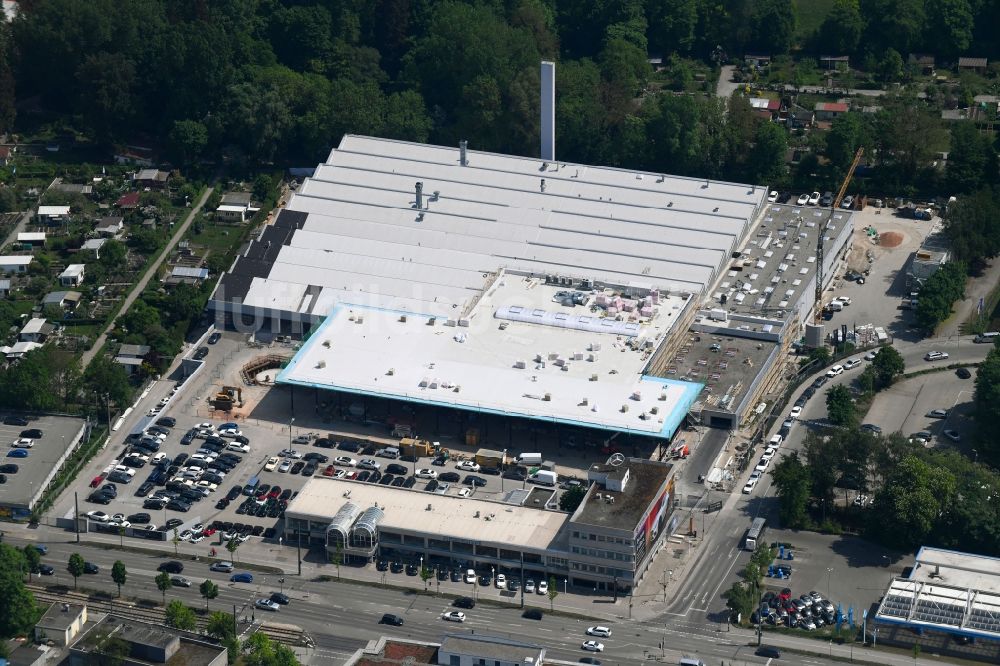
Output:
53 182 93 196
37 205 71 224
958 57 988 73
0 278 10 297
19 318 54 343
215 192 254 222
0 145 14 166
67 614 228 666
94 216 124 237
0 255 33 273
116 192 141 209
43 290 82 310
786 104 814 129
16 232 46 247
748 97 781 121
59 264 86 287
908 53 936 75
165 266 209 287
114 145 155 167
744 54 771 68
814 102 849 121
35 603 89 647
941 108 968 121
81 238 107 259
115 343 151 375
133 169 169 189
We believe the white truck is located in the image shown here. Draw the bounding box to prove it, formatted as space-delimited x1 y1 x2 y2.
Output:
529 470 557 486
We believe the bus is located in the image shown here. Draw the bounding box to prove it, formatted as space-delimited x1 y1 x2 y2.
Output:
743 517 767 551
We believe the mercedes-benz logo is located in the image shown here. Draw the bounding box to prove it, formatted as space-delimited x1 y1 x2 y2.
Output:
608 453 625 466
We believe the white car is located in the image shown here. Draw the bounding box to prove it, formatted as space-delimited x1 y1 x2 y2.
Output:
755 458 771 472
581 641 604 652
826 365 844 377
415 468 437 479
742 478 758 494
495 573 507 589
226 442 250 453
808 191 821 205
279 448 303 459
178 530 193 541
254 598 280 612
761 446 777 462
864 350 878 361
113 465 135 476
442 611 466 623
844 358 862 369
190 453 216 463
151 452 167 464
537 580 548 595
465 569 477 584
358 458 380 470
457 487 472 497
525 580 536 593
796 193 809 206
218 429 242 439
108 519 131 528
925 351 949 361
834 296 851 306
196 480 218 492
332 469 346 479
334 456 357 467
86 510 109 522
11 438 34 448
278 460 291 473
767 190 778 202
264 457 278 472
789 405 802 418
456 460 481 472
190 534 206 543
587 626 612 638
196 422 213 430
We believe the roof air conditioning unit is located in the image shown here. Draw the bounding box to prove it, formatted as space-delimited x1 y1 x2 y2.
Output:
621 404 629 413
427 318 436 326
485 515 492 521
475 511 480 518
650 406 659 414
590 374 598 381
399 315 407 323
514 359 526 369
543 392 552 401
387 368 395 375
426 504 432 511
316 360 326 368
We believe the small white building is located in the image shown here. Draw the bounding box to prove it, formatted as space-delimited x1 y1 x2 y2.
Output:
34 602 89 647
0 255 33 273
2 341 43 360
19 318 54 343
94 216 124 237
59 264 86 287
216 192 256 222
37 205 71 224
0 278 10 297
17 232 46 246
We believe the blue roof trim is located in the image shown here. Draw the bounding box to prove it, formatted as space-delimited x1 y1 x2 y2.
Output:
278 307 704 440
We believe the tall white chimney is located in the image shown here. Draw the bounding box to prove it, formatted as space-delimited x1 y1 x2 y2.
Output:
540 61 555 161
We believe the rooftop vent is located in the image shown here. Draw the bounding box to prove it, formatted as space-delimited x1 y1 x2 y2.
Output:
459 140 468 166
426 504 432 511
415 181 424 209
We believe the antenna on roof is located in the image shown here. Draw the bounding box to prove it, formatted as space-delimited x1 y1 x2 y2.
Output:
415 181 424 209
540 178 546 193
459 140 468 167
540 61 555 161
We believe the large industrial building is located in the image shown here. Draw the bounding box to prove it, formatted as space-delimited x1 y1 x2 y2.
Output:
285 456 676 592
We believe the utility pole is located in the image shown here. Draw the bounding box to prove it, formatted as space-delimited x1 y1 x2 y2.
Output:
74 492 80 543
519 552 525 609
297 531 302 575
233 604 238 636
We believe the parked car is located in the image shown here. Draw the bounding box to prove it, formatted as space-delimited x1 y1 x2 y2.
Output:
231 572 254 583
925 351 949 361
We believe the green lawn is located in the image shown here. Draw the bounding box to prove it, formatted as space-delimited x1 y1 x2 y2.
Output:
795 0 836 43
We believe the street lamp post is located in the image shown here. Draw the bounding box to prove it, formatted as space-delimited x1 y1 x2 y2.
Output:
563 578 567 594
827 567 834 600
289 417 295 455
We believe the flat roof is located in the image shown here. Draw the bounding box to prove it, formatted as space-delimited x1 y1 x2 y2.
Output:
0 415 87 512
37 602 85 631
38 205 70 215
21 317 48 334
713 203 851 316
912 546 1000 593
0 255 33 265
574 459 671 528
278 277 703 437
72 615 226 666
217 134 765 319
440 634 543 661
286 476 568 552
60 264 85 277
17 232 46 241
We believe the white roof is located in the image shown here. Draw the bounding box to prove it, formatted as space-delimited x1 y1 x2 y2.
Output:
60 264 85 278
235 134 765 318
82 238 107 250
17 232 46 242
279 277 703 437
286 477 567 552
21 317 48 334
38 205 70 216
5 341 42 357
0 255 32 266
217 204 247 213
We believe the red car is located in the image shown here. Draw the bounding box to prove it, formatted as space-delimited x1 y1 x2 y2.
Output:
89 474 105 488
322 465 335 476
267 486 281 499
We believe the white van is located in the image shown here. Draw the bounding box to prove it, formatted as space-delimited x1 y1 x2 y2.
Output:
974 331 999 343
828 300 844 312
768 434 783 447
679 659 706 666
517 453 543 465
529 470 557 486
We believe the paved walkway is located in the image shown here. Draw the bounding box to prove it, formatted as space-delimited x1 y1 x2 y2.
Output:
80 185 214 368
715 65 739 99
939 258 1000 337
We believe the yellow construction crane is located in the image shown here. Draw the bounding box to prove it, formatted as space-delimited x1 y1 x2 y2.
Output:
814 147 864 325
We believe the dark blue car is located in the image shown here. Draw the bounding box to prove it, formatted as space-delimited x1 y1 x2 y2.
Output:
230 572 253 583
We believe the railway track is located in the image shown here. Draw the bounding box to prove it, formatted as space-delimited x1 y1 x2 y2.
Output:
28 585 312 647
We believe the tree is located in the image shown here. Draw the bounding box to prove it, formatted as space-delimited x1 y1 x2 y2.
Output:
168 119 209 165
419 564 432 590
330 542 342 580
67 553 85 590
252 174 273 203
547 575 558 611
747 121 788 184
925 0 974 60
723 581 756 624
748 0 796 55
648 0 699 56
225 537 241 563
98 239 127 271
90 631 130 666
915 261 967 333
973 347 1000 463
111 560 127 598
770 452 811 528
876 48 904 84
172 528 181 556
944 190 1000 266
870 455 956 549
243 632 298 666
947 123 998 194
155 571 172 605
200 579 219 610
817 0 863 54
165 600 197 630
0 544 38 637
558 485 586 511
825 385 856 426
825 113 867 174
22 545 41 578
871 346 905 390
206 610 236 643
83 356 132 414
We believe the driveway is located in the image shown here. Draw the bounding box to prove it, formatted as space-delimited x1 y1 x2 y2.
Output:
716 65 739 99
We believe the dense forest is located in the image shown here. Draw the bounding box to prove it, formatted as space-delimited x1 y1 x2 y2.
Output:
1 0 999 178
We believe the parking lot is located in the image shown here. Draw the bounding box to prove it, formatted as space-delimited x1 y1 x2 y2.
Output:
0 414 88 518
863 368 975 447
